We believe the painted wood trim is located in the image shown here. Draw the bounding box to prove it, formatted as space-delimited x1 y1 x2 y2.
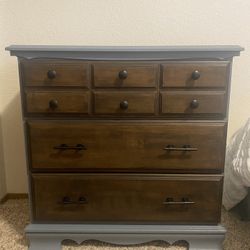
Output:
0 193 28 203
5 45 243 60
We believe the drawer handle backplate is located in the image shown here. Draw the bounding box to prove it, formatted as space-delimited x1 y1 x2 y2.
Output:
163 144 198 151
163 198 195 205
53 144 87 151
59 196 88 205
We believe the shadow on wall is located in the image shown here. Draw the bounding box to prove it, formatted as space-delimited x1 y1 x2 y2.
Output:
0 114 7 199
1 92 28 194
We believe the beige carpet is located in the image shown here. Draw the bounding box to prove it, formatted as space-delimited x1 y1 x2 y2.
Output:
0 199 249 250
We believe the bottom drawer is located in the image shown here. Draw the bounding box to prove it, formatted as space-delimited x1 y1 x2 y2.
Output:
31 174 223 224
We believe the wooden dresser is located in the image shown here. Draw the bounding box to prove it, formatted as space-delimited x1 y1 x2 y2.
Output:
6 45 243 249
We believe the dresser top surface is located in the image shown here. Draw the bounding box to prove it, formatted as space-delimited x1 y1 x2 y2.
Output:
6 45 243 60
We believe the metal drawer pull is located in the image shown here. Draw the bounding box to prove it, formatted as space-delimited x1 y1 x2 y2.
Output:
60 196 88 205
47 69 57 79
61 196 75 205
191 70 200 80
163 198 195 205
118 69 128 80
49 99 58 109
78 196 88 204
163 144 198 151
53 144 87 151
120 100 129 110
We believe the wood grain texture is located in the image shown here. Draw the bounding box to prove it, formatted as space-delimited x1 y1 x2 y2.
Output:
94 91 156 115
21 59 89 87
14 54 235 226
161 91 226 115
93 63 157 87
25 90 90 114
31 174 222 224
27 121 226 172
161 61 229 88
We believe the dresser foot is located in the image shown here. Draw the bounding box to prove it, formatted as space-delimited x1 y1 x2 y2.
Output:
25 224 226 250
28 237 61 250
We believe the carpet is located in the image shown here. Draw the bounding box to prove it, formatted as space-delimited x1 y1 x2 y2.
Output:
0 199 249 250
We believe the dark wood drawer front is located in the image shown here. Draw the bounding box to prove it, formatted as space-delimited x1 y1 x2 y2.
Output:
162 62 229 88
27 121 226 172
94 91 156 115
21 59 89 87
32 174 222 223
25 91 90 114
161 91 226 115
93 63 157 87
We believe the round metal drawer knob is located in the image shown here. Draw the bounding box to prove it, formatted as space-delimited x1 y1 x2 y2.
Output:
49 99 58 109
47 69 57 79
190 99 199 109
120 100 129 110
192 70 200 80
118 69 128 80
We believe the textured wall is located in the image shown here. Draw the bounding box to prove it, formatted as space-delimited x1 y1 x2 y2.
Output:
0 0 249 193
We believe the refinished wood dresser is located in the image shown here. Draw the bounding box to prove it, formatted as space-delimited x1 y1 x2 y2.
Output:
6 45 243 250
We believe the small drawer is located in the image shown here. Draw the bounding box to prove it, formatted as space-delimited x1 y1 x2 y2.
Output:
27 121 226 172
32 174 222 224
94 91 156 115
21 59 89 87
161 61 229 88
161 91 226 116
93 63 157 88
25 90 90 114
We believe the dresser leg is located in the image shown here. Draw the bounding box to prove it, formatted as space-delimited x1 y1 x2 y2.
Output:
28 236 61 250
187 236 224 250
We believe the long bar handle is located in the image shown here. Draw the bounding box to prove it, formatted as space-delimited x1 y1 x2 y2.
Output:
163 144 198 151
163 198 195 205
53 144 87 151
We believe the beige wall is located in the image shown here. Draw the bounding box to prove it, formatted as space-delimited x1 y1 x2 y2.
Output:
0 116 7 199
0 0 249 193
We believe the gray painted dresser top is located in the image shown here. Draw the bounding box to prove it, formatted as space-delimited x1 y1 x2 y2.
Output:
6 45 243 60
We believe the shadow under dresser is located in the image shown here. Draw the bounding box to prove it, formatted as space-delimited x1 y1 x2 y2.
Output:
6 45 243 250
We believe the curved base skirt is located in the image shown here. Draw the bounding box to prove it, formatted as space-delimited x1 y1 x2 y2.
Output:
25 223 226 250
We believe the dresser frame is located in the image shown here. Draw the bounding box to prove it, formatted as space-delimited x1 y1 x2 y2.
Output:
6 45 243 250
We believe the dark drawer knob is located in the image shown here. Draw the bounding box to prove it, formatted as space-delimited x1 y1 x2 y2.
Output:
120 100 128 110
78 196 87 204
47 69 57 79
49 99 58 109
190 99 199 109
191 70 200 80
118 69 128 80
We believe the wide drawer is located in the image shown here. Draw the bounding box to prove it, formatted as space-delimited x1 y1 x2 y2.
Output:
161 61 229 88
93 63 157 87
27 121 226 172
21 59 89 87
31 174 222 223
161 91 226 115
25 90 90 114
94 91 156 115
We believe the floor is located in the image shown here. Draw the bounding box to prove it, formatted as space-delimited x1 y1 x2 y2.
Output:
0 199 249 250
